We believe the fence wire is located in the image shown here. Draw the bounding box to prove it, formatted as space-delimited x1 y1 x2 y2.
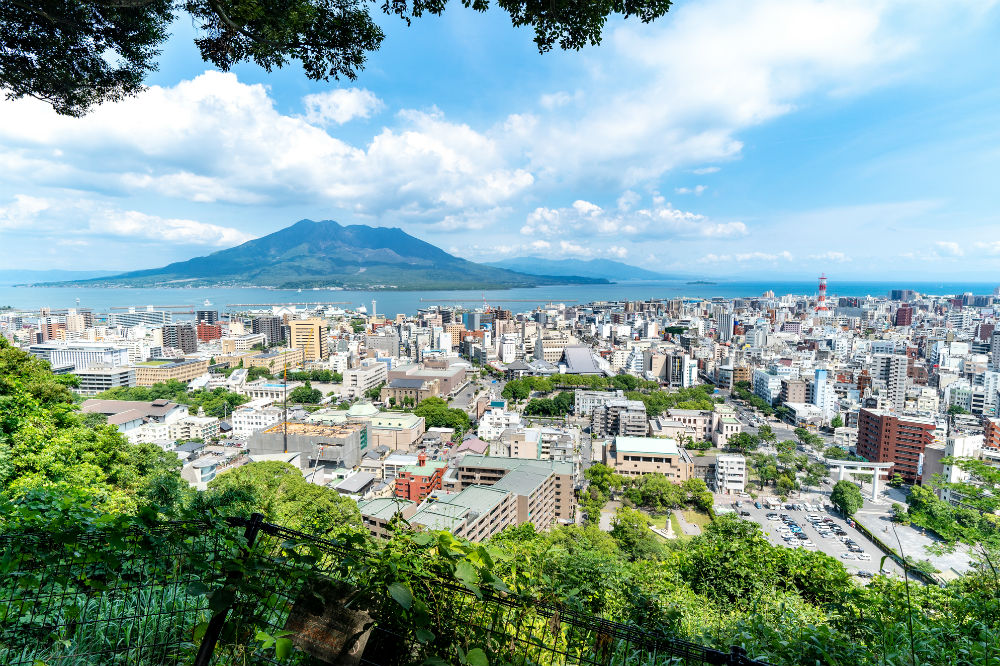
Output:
0 517 770 666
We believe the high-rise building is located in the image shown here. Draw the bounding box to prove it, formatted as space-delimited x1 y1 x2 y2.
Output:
162 323 198 354
894 305 913 327
856 408 935 484
196 322 222 342
288 318 328 361
716 312 735 342
251 316 285 345
872 354 908 412
991 331 1000 371
195 310 219 324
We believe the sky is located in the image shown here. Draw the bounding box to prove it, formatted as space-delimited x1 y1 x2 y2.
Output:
2 0 1000 279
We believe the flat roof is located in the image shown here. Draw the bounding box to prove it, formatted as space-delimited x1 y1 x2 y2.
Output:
456 454 574 476
358 497 415 521
400 460 449 475
261 421 365 436
493 468 550 496
613 436 681 456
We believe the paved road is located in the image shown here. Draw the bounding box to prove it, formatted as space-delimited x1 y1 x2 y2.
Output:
730 492 906 582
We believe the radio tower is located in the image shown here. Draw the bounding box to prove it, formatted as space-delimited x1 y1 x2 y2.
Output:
816 274 829 312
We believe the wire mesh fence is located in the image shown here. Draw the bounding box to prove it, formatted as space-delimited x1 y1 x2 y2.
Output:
0 521 233 666
0 516 771 666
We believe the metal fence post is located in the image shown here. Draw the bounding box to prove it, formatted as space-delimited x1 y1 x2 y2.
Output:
727 645 748 665
193 513 265 666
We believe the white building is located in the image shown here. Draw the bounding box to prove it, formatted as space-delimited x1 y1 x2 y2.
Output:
477 407 521 441
74 365 136 396
343 362 388 398
716 454 746 495
29 342 130 371
231 403 283 437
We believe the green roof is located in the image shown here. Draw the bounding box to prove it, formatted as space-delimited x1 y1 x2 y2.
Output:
399 460 449 476
613 436 680 455
457 454 574 476
409 485 510 532
358 497 414 521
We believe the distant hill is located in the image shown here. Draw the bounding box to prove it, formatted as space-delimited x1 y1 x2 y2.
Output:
2 269 120 286
43 219 608 290
485 257 671 282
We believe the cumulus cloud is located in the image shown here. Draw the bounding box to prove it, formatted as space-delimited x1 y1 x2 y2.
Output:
302 88 383 125
91 210 255 246
520 195 746 240
0 72 533 220
974 241 1000 255
0 194 50 228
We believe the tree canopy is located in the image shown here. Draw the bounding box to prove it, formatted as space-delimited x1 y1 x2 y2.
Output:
830 480 864 516
3 0 674 117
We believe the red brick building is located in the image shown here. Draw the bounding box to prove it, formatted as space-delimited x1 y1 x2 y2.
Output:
985 417 1000 451
196 322 222 343
856 408 936 484
394 453 448 501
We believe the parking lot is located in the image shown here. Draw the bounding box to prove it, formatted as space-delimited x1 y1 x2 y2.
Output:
726 494 906 581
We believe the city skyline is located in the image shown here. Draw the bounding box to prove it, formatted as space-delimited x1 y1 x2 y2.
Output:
2 0 1000 278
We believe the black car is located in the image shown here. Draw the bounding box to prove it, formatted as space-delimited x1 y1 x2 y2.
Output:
740 510 751 516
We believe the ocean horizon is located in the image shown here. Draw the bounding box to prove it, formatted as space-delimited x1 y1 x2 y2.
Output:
2 279 997 317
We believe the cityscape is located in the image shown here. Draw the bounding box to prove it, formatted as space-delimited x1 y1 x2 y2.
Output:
2 0 999 664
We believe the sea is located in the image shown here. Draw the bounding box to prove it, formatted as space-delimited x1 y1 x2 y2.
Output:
2 280 998 317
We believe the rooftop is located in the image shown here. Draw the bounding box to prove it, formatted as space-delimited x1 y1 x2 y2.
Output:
261 421 365 436
358 497 415 521
399 460 449 476
492 468 550 496
456 454 574 476
613 436 681 456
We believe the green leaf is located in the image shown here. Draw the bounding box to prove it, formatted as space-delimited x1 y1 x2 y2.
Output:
412 533 434 546
879 555 889 573
415 628 435 643
388 582 413 609
275 637 293 659
466 648 489 666
187 581 210 597
422 657 450 666
208 586 236 613
455 561 480 588
193 622 210 643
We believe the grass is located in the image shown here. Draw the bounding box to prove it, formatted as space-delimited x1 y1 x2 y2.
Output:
669 512 683 537
644 512 669 529
682 510 713 529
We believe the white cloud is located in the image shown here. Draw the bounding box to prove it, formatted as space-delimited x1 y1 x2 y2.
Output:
0 72 533 220
675 185 708 195
809 251 852 262
302 88 383 125
934 241 964 257
699 251 794 263
692 167 721 175
974 241 1000 255
520 195 747 240
0 194 50 228
92 210 255 246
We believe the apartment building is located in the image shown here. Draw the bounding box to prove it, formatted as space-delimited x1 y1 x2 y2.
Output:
407 486 517 542
592 398 648 437
251 316 285 345
573 389 626 417
395 454 448 501
221 334 267 354
288 319 329 361
358 497 418 538
856 408 936 484
715 454 747 494
444 455 576 525
162 324 198 354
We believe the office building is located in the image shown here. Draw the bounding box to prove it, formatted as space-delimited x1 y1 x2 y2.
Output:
715 454 747 494
592 398 648 437
29 342 129 371
604 436 694 481
74 365 136 396
196 310 219 324
288 319 328 361
134 359 209 386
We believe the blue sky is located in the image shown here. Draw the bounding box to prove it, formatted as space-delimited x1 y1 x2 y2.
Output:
2 0 1000 279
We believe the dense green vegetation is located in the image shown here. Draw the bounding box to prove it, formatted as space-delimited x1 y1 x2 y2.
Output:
2 339 1000 666
904 460 1000 553
830 480 865 516
523 391 574 416
501 374 660 401
287 380 324 404
95 380 248 418
287 369 343 383
625 384 717 415
413 397 471 435
732 381 774 416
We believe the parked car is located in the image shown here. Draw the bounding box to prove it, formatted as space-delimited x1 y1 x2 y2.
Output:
755 501 762 509
841 553 857 560
740 510 751 517
856 570 874 579
857 553 871 561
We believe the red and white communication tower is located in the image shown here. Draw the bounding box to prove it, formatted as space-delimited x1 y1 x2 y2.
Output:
816 274 829 312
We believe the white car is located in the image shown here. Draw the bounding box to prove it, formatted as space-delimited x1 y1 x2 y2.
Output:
857 553 871 561
802 541 817 548
841 553 857 560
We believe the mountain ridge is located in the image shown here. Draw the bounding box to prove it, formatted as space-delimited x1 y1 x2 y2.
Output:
485 256 674 281
41 219 609 290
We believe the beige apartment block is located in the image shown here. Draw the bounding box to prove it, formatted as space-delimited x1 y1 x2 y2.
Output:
605 436 694 482
134 359 209 386
288 319 329 361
